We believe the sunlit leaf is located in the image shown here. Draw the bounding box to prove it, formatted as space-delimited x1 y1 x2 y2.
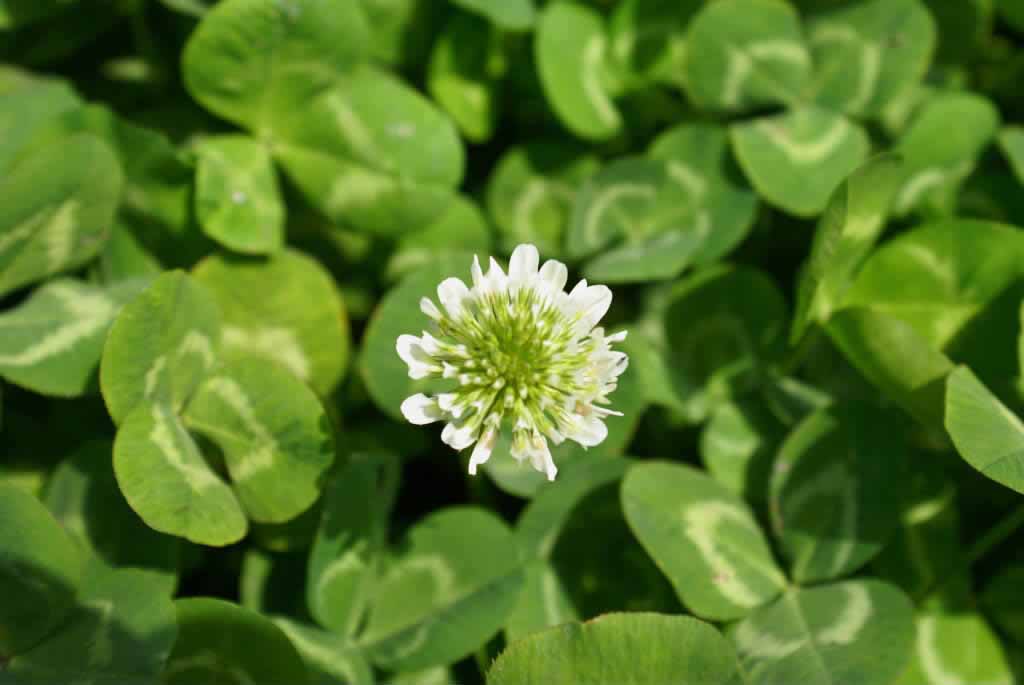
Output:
452 0 534 30
807 0 936 117
536 2 622 141
489 613 739 685
685 0 810 112
486 142 599 258
622 461 786 621
731 107 870 217
192 249 351 396
44 441 179 594
731 580 915 685
194 134 284 255
893 92 1000 215
0 134 121 297
5 560 177 685
0 278 145 397
896 612 1013 685
945 365 1024 495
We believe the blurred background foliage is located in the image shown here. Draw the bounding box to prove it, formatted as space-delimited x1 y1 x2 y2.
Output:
3 0 1024 683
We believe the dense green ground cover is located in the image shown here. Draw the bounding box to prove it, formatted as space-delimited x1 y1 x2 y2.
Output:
3 0 1024 683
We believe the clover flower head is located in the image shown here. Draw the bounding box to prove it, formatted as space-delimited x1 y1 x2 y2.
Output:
396 244 628 481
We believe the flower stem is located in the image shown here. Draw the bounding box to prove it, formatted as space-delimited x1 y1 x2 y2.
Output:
966 502 1024 566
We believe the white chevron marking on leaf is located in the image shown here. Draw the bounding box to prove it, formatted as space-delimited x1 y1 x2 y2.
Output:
0 284 116 367
583 184 657 247
683 500 778 607
818 584 872 644
44 200 78 273
203 376 277 482
149 405 219 491
582 34 619 128
223 325 310 379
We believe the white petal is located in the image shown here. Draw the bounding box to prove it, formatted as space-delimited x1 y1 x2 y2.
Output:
436 389 464 417
468 428 497 475
526 435 558 481
442 422 477 450
396 334 418 365
542 450 558 481
486 257 507 291
419 331 443 355
396 334 434 379
471 255 485 290
607 329 628 343
538 259 568 293
545 426 566 445
437 277 470 318
567 278 589 300
509 244 539 282
569 284 612 334
570 414 608 447
609 352 629 376
420 297 442 321
401 394 442 425
510 440 529 462
591 405 624 418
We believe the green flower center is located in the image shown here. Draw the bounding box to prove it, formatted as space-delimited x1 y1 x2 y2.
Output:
436 286 592 434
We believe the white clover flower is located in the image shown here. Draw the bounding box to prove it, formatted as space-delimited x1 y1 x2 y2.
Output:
396 244 628 481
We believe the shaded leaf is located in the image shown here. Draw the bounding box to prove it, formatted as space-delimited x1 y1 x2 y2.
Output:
307 456 397 637
792 153 905 341
0 134 122 297
826 308 954 426
0 483 82 658
980 563 1024 644
660 264 788 422
486 141 599 258
771 403 907 583
163 598 309 685
427 12 503 143
359 507 525 671
0 279 145 397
